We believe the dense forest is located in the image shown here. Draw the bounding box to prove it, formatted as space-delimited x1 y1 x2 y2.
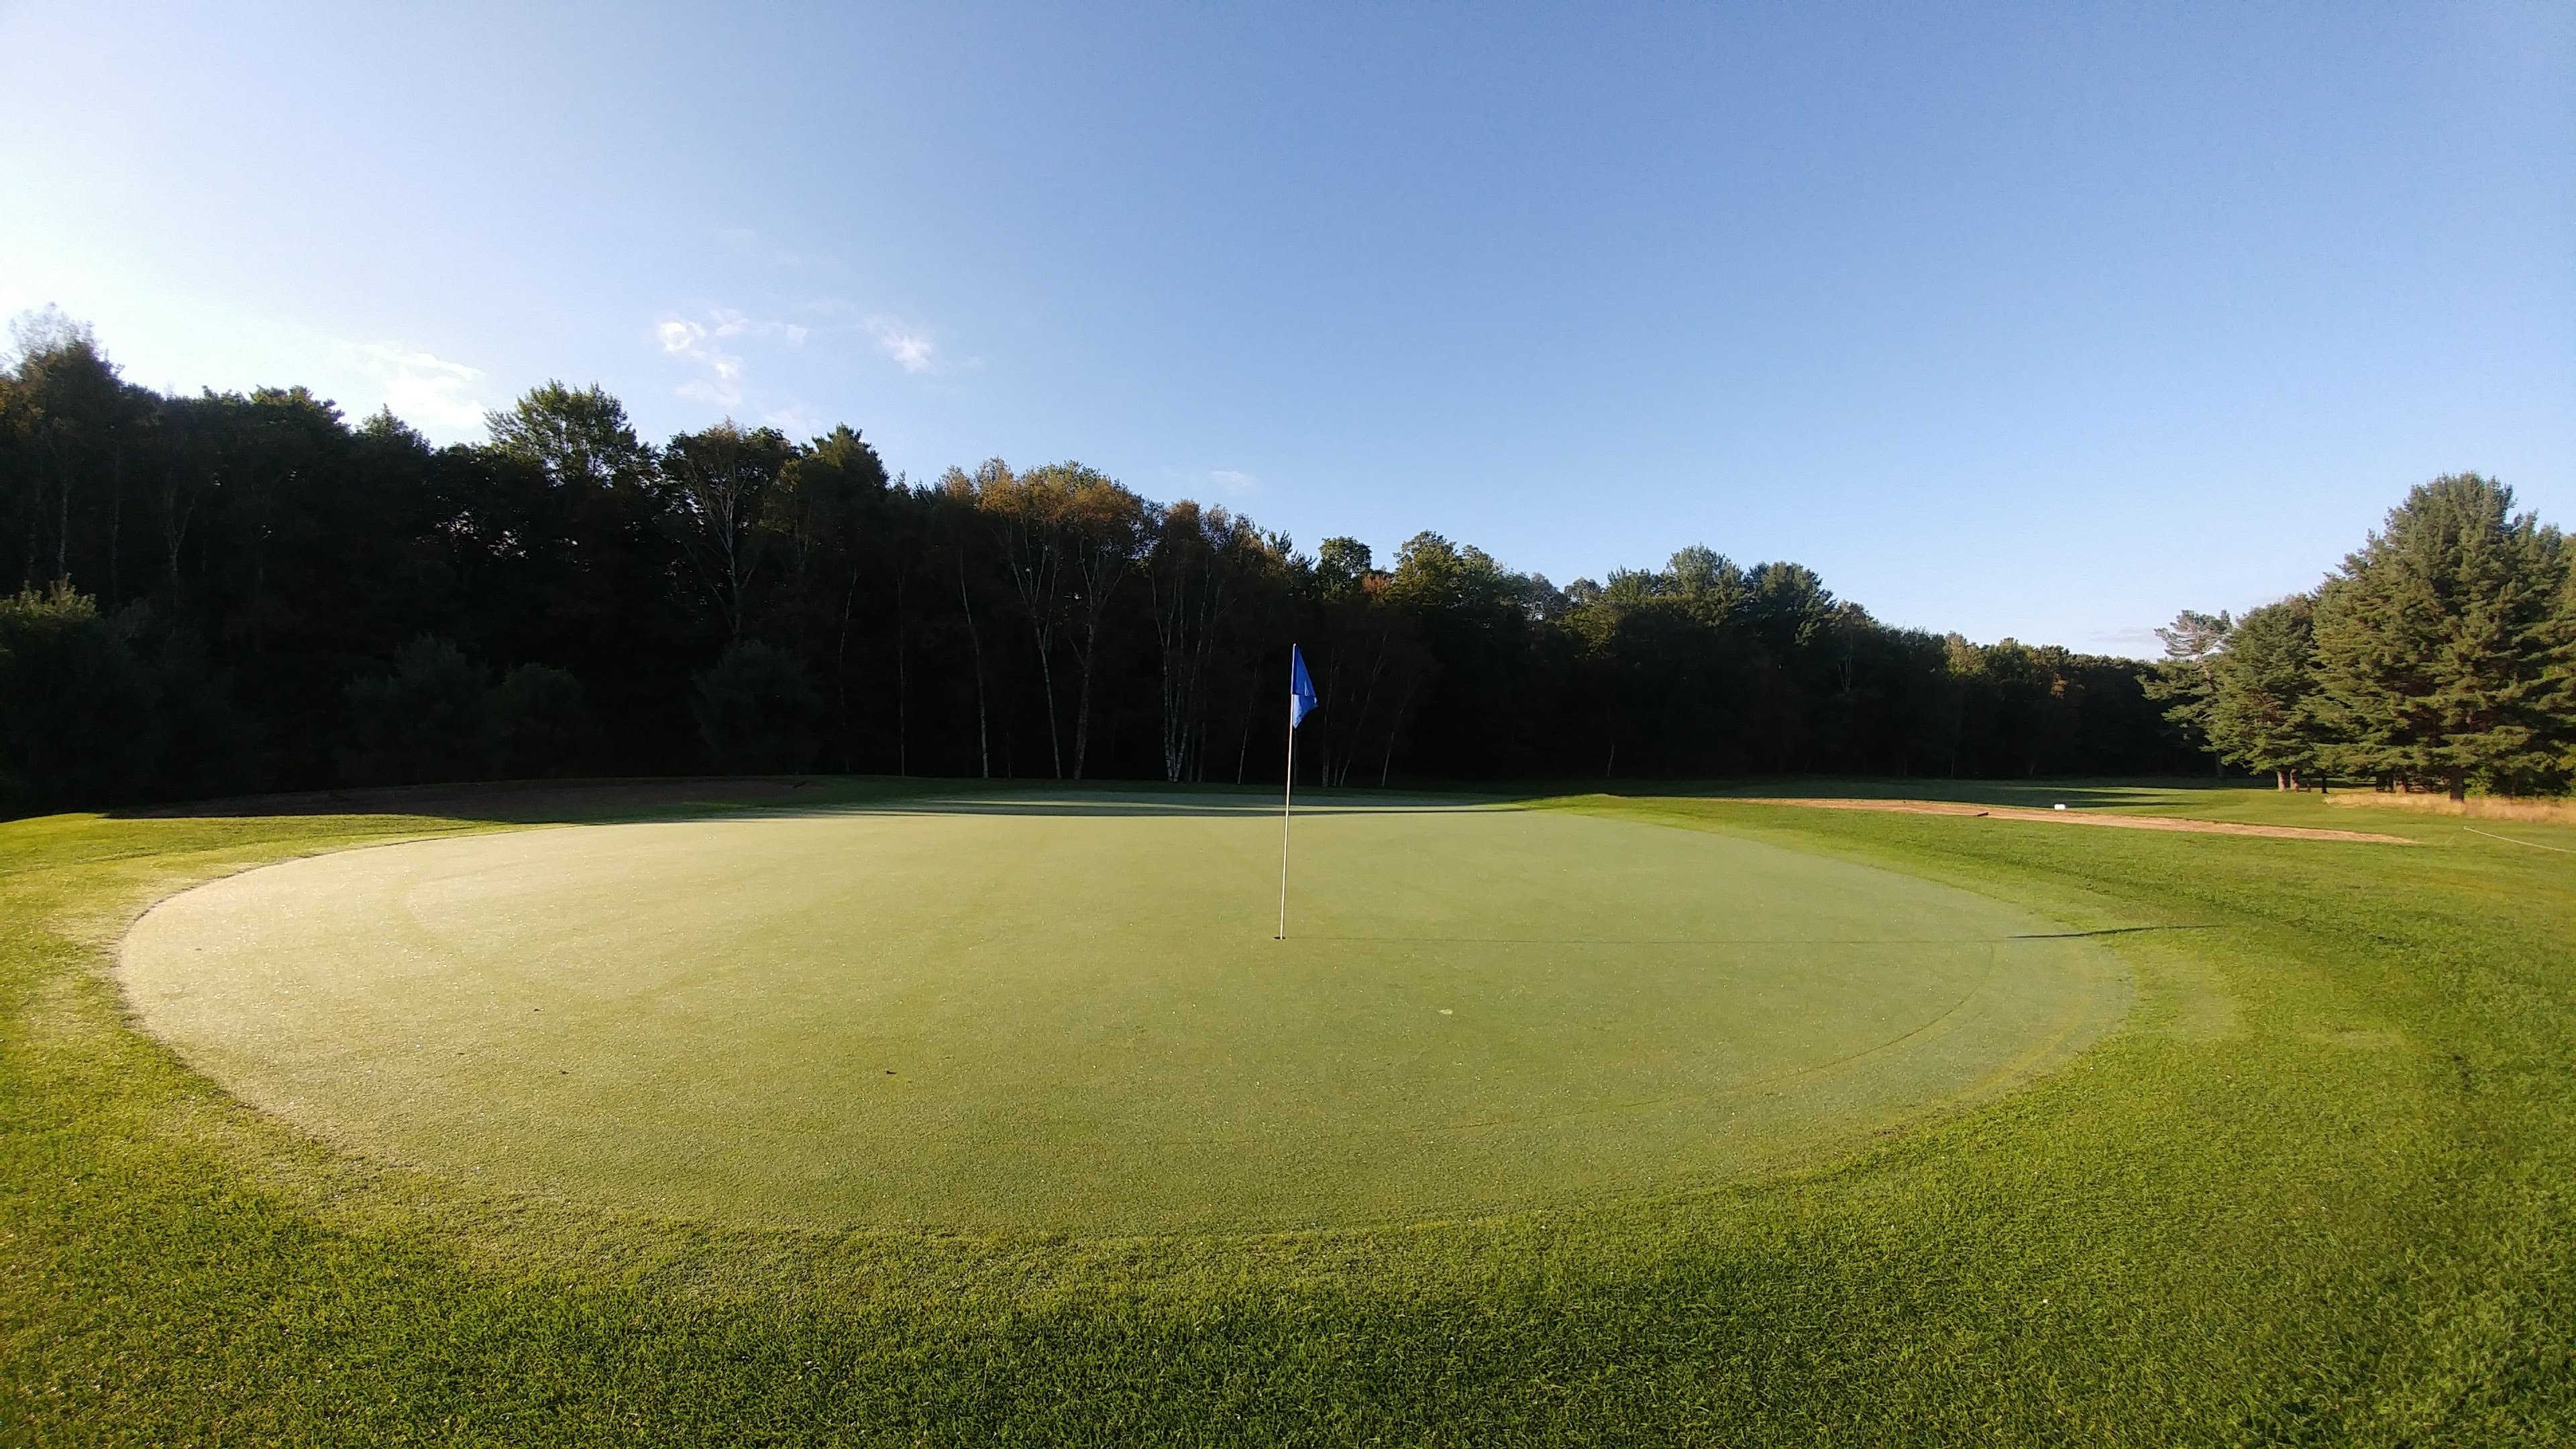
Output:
5 311 2554 816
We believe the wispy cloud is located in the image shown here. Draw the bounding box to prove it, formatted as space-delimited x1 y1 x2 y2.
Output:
343 343 486 432
657 301 942 415
710 307 809 345
1208 469 1260 496
866 317 936 374
657 318 743 405
655 307 808 407
792 298 952 375
761 405 825 436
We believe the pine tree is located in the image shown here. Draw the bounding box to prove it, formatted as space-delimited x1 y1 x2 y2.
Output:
2557 565 2576 780
2309 474 2570 798
2143 609 2233 773
2204 595 2320 788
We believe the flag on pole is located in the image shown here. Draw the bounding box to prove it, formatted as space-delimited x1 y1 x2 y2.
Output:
1289 645 1319 729
1279 645 1318 939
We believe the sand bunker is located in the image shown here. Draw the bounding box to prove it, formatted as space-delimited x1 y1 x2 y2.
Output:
1739 798 2412 844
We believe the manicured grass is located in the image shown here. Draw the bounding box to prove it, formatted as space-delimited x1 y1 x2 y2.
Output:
120 793 2125 1232
3 782 2571 1444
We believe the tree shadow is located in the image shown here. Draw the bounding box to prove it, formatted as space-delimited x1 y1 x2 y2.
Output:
105 775 1500 827
801 794 1486 821
1281 934 2122 947
102 772 2260 830
1593 777 2251 813
2004 924 2222 940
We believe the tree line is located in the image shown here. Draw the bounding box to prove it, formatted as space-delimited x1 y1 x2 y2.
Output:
2149 473 2574 799
0 310 2363 816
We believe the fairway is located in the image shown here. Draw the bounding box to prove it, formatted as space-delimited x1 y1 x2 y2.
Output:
121 792 2127 1232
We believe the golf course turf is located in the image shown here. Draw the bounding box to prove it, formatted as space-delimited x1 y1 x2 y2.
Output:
5 780 2571 1442
119 794 2126 1232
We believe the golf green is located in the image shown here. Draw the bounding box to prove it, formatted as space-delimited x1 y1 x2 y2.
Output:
119 794 2127 1232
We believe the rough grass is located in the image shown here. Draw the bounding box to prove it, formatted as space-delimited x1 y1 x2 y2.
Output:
2324 792 2576 826
3 781 2571 1444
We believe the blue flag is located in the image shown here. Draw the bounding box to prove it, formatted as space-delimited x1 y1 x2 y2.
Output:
1289 645 1319 729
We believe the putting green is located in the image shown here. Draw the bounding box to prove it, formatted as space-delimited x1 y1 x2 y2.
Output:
119 794 2127 1233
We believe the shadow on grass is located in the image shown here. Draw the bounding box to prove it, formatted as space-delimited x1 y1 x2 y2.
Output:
1594 777 2253 812
103 773 2300 830
2005 924 2224 940
810 795 1489 821
108 775 902 827
105 775 1507 828
1280 932 2170 946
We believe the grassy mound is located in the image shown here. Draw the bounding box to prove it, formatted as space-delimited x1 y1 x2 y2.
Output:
4 781 2569 1444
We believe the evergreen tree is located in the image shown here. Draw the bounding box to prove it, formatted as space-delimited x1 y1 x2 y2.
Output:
488 663 594 779
341 635 490 786
2204 596 2320 789
0 584 160 810
2557 564 2576 780
695 641 822 773
2309 474 2569 798
2143 609 2233 773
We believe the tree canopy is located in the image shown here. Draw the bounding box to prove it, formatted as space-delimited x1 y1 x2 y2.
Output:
2153 475 2576 798
0 319 2277 814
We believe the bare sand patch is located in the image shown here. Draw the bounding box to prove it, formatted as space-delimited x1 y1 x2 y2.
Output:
1737 798 2413 845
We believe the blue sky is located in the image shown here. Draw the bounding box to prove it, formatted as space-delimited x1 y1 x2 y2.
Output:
3 3 2569 654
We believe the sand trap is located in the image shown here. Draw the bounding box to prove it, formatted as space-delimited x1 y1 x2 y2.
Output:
1737 798 2413 844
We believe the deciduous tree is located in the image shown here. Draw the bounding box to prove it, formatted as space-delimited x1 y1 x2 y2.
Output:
662 422 794 645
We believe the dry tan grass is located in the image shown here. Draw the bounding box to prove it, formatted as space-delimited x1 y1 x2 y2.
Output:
2323 792 2576 826
1739 798 2413 844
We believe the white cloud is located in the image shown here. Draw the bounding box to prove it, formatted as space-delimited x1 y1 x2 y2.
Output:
656 307 808 407
1208 469 1260 495
867 317 936 374
657 316 743 405
343 342 486 433
707 307 808 345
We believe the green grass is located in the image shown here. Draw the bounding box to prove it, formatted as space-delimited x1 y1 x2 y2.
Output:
4 781 2571 1443
120 792 2127 1232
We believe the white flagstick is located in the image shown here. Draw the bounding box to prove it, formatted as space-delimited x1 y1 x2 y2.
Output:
1277 699 1297 940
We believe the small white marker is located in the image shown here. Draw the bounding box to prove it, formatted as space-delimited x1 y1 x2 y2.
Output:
1440 1008 1453 1015
2053 803 2068 811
